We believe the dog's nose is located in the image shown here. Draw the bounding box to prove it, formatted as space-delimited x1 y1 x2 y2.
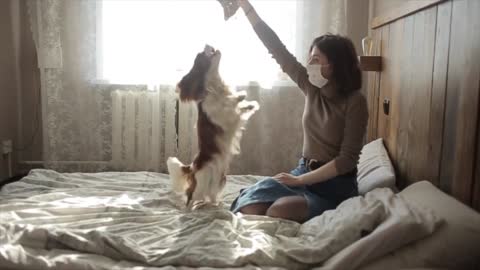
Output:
204 45 215 56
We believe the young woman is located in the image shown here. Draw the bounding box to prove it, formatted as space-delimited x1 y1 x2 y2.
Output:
230 0 369 223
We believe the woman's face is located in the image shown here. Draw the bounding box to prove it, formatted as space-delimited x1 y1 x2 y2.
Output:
308 46 333 80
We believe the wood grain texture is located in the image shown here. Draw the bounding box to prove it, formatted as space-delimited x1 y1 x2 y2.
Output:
366 0 480 208
404 7 437 185
440 0 480 204
428 1 452 187
376 26 390 143
393 15 414 189
381 17 405 182
371 0 446 29
366 29 382 142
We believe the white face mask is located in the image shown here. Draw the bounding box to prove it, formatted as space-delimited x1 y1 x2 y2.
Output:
306 64 329 88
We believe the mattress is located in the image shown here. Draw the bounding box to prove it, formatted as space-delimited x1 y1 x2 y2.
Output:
0 170 442 269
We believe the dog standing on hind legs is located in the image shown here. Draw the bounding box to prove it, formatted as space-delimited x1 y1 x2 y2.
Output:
167 45 259 209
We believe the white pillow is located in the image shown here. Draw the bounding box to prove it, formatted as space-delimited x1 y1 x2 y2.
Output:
359 181 480 270
357 138 396 195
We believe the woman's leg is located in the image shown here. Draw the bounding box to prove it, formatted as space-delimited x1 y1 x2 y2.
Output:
266 196 309 223
238 202 272 215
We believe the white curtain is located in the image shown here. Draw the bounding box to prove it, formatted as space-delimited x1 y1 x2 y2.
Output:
27 0 356 175
295 0 347 63
27 0 110 172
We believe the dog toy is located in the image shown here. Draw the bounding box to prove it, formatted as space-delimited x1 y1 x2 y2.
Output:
217 0 240 20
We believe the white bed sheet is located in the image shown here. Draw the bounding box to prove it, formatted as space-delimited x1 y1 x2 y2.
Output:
0 170 440 270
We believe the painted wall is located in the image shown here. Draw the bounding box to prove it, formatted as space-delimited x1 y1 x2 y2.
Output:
17 0 43 164
0 0 42 182
0 0 19 181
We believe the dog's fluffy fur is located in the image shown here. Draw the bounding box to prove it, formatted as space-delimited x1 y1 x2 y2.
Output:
167 45 259 209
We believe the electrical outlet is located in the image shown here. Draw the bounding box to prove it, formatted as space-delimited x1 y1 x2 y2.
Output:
2 140 12 154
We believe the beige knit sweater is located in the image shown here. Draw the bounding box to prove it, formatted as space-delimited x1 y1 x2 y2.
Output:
253 20 369 174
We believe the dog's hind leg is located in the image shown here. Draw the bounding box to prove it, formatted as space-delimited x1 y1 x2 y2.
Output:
167 157 190 193
185 174 197 207
188 167 214 208
208 174 227 205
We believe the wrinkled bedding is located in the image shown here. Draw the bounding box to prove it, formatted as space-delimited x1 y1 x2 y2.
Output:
0 169 441 270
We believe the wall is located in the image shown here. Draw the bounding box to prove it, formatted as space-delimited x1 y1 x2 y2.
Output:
0 0 19 181
18 0 43 164
367 0 480 210
370 0 421 18
5 0 369 172
346 0 369 57
346 0 369 98
0 0 42 181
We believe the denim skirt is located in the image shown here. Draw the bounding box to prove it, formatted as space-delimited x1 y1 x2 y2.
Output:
230 158 358 220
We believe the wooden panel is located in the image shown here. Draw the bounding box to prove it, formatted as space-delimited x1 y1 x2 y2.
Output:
371 0 445 29
392 15 414 189
383 17 405 187
427 1 452 187
404 8 437 185
366 29 382 142
374 6 437 189
440 0 480 204
366 0 480 207
376 26 390 143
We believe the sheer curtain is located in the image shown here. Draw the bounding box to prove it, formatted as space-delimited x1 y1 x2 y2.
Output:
27 0 112 172
27 0 356 175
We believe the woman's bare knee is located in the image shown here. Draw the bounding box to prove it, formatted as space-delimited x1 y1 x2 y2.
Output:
239 203 271 215
266 196 308 223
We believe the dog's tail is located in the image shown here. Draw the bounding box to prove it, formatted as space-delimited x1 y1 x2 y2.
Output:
167 157 190 193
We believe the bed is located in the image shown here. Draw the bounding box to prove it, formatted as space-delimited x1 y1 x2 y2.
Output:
1 167 479 270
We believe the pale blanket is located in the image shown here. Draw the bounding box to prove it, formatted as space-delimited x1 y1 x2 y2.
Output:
0 169 441 270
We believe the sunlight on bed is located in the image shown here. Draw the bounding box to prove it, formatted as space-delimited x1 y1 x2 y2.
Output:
233 232 273 257
58 194 144 207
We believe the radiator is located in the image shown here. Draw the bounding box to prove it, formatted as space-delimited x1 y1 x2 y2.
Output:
111 88 177 172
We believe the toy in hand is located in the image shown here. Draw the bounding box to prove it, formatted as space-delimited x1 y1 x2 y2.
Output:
217 0 240 20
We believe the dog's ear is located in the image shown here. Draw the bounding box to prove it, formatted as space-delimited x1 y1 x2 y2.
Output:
178 71 205 102
177 52 210 102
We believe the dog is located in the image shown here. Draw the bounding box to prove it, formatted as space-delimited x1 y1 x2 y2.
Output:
167 45 259 209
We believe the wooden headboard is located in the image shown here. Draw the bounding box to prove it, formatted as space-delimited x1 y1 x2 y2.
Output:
366 0 480 211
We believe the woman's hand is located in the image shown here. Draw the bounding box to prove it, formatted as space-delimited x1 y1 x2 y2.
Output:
273 173 305 187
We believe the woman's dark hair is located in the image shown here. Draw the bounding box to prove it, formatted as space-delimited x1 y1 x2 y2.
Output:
310 34 362 96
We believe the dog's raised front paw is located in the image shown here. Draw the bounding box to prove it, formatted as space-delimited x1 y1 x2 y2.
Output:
240 101 259 111
234 90 247 102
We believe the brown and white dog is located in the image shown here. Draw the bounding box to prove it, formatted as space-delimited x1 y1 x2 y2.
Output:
167 45 259 209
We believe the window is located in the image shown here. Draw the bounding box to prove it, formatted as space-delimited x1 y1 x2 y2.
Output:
98 0 297 87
